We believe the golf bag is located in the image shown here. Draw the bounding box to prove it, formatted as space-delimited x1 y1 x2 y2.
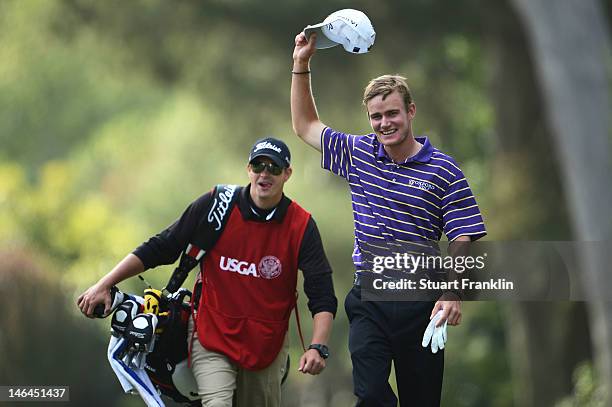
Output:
100 185 240 405
144 288 198 405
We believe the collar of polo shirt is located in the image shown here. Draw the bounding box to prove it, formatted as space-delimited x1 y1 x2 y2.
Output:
376 136 434 164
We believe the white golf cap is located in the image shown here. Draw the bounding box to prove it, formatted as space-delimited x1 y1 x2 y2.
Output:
303 9 376 54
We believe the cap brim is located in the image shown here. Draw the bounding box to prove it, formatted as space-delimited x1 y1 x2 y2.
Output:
249 153 286 168
304 24 339 49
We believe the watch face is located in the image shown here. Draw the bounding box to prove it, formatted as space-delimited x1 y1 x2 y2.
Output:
310 344 329 358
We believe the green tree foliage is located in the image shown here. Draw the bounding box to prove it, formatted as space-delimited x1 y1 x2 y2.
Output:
557 362 609 407
0 251 122 405
7 0 598 405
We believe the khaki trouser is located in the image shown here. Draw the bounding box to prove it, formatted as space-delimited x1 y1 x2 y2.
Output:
188 318 289 407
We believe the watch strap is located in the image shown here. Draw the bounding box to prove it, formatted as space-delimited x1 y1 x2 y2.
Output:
308 343 329 359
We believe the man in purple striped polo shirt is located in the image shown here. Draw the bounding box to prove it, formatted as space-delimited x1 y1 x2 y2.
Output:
291 31 486 407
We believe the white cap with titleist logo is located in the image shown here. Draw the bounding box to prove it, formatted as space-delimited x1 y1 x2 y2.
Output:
303 9 376 54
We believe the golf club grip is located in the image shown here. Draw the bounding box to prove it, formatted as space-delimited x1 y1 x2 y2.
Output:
92 285 119 318
93 303 105 318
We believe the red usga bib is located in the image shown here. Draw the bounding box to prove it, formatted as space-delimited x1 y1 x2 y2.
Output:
195 201 310 370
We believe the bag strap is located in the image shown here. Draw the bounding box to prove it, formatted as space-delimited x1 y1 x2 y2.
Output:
294 292 306 352
164 184 241 293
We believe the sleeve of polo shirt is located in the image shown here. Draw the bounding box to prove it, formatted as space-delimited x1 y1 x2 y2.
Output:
298 218 338 317
441 168 487 241
320 127 356 180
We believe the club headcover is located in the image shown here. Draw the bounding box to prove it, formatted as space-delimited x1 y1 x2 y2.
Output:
111 299 140 337
125 313 158 354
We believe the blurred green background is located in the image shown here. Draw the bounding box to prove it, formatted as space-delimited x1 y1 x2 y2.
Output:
1 0 611 406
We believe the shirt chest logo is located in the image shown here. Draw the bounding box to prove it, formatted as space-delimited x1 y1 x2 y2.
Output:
408 179 435 191
258 256 282 279
219 255 282 279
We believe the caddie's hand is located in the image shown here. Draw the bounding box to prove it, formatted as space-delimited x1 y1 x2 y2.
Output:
298 349 326 375
77 282 112 318
431 294 462 326
293 31 317 64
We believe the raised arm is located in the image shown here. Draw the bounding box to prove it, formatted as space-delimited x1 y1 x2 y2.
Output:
291 32 326 152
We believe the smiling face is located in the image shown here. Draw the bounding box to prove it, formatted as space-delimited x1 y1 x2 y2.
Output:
247 157 292 209
366 90 416 148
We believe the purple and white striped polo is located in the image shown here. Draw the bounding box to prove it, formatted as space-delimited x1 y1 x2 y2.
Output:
321 127 486 271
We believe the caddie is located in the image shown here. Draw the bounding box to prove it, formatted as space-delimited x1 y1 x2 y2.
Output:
78 137 337 407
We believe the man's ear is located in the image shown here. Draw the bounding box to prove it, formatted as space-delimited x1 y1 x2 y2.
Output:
407 102 416 119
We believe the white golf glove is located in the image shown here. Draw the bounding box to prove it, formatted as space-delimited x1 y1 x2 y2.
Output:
422 310 448 353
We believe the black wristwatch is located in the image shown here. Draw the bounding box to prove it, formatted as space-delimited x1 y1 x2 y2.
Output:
308 344 330 359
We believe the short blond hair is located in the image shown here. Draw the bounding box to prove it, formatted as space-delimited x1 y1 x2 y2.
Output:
363 75 414 110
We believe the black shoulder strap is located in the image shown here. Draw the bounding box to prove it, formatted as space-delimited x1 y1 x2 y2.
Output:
164 184 241 293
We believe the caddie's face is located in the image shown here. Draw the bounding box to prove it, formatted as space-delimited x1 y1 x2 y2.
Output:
367 90 415 147
247 157 292 206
